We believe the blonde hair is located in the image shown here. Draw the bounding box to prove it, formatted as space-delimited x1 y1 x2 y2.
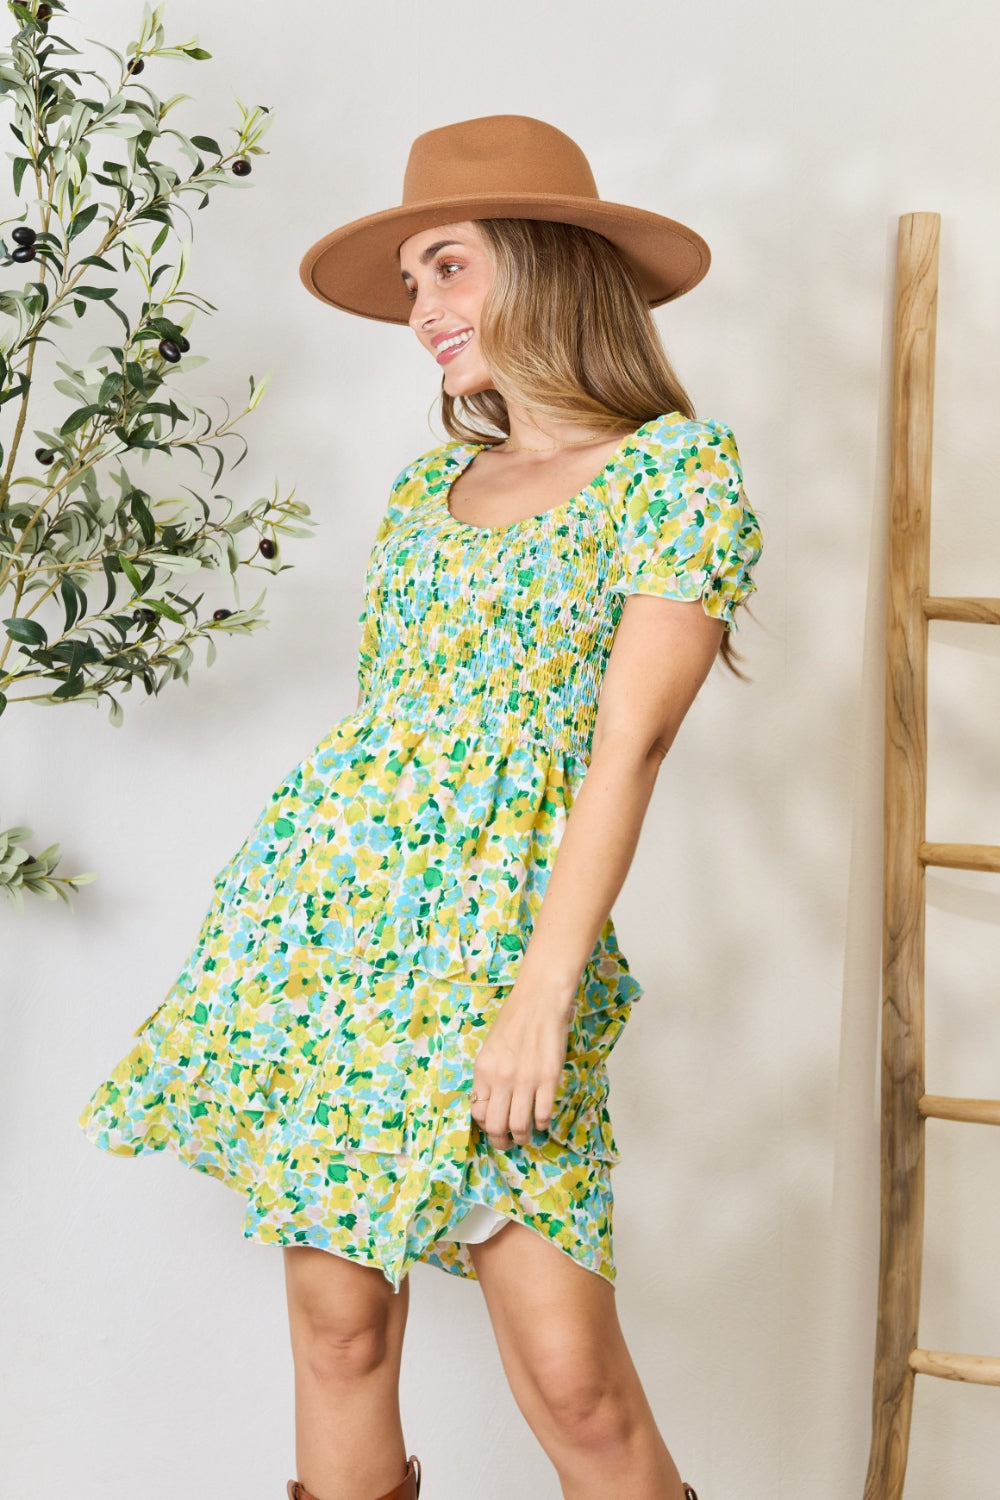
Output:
440 218 694 443
439 218 745 676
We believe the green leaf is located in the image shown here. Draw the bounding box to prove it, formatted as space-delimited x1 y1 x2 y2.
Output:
51 674 86 700
247 369 272 411
0 692 6 718
73 299 86 318
130 491 156 545
73 286 116 300
183 47 213 60
76 254 117 271
189 134 220 154
105 299 131 336
25 278 49 312
60 403 107 436
100 554 119 611
12 157 31 194
68 203 100 240
3 617 48 647
142 596 185 625
97 373 122 405
0 375 31 407
118 553 143 592
60 575 86 632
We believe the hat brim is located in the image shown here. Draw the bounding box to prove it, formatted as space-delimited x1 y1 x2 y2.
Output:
299 193 711 324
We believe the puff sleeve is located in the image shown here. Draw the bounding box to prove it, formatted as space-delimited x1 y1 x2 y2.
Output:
606 416 762 629
355 460 415 698
355 444 453 697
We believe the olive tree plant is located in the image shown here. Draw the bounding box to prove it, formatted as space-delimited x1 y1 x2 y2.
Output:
0 1 315 911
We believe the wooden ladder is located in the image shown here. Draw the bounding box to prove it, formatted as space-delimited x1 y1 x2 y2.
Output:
863 211 1000 1498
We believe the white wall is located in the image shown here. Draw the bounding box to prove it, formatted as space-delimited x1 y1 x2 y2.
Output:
3 1 999 1495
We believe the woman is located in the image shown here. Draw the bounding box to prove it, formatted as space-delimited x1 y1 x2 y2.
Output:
79 115 762 1500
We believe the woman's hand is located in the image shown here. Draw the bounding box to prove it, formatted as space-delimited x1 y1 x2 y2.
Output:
470 984 575 1148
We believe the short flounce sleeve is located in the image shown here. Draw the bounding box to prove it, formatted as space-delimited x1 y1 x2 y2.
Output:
355 456 424 697
606 415 762 629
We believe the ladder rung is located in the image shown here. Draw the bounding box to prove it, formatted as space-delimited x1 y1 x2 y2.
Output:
919 841 1000 873
919 1094 1000 1126
909 1349 1000 1386
924 595 1000 624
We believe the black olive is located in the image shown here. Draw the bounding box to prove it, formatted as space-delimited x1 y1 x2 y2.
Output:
132 607 157 626
231 158 251 177
37 4 52 19
127 57 145 74
258 537 277 559
178 335 190 353
158 338 181 362
34 447 55 465
12 245 37 262
212 608 233 621
11 226 36 245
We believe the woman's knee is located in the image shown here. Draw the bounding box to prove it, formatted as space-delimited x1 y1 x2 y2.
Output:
531 1348 637 1452
284 1247 405 1387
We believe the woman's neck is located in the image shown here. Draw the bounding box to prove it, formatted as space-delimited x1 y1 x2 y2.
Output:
502 402 610 454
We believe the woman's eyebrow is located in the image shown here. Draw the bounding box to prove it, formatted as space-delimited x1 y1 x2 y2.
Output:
400 240 463 279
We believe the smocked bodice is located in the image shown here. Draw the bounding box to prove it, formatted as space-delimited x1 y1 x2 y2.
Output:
357 443 627 760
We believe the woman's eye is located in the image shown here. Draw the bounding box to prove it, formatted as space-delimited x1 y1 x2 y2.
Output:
402 260 463 300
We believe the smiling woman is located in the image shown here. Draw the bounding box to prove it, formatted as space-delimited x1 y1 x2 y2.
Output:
78 113 761 1500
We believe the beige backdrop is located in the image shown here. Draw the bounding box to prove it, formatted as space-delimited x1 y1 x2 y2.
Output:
3 0 999 1496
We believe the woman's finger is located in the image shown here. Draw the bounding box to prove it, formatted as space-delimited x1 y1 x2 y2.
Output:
533 1078 557 1134
508 1084 536 1146
482 1086 513 1147
469 1082 491 1127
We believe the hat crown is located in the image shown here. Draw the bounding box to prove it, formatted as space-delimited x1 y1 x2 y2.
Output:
402 115 600 206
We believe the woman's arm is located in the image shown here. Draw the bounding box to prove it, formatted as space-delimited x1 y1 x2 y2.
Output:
471 592 725 1148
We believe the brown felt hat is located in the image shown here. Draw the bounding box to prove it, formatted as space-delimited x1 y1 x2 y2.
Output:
299 114 711 325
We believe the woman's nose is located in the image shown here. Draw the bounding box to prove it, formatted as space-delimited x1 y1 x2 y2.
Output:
407 282 441 330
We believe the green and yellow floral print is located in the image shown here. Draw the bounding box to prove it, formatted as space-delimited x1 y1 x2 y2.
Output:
79 411 762 1290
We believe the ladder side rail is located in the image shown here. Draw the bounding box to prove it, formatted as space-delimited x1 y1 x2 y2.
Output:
863 210 941 1500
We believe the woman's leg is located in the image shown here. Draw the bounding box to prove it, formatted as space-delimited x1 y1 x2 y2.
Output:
283 1246 411 1499
469 1222 689 1500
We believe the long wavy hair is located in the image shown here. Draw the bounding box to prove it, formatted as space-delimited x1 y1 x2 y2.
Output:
437 217 744 676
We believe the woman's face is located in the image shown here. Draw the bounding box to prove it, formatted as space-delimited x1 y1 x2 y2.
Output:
398 221 495 398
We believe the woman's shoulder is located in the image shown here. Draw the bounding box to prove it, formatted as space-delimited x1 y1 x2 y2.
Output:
618 411 741 471
370 437 475 539
391 436 476 490
610 412 745 504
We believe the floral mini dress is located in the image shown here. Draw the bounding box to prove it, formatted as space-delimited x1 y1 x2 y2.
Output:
78 411 763 1291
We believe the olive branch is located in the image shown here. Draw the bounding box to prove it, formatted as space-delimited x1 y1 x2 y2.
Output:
0 1 316 910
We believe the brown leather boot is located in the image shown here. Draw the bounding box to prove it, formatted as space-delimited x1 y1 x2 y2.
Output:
287 1454 421 1500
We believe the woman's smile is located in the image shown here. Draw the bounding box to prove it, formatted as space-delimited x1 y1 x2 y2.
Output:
432 327 475 364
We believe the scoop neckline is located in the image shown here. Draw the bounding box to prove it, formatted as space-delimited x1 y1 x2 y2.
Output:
439 416 667 535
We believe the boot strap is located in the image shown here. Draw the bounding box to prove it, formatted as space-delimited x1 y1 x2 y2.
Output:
287 1455 421 1500
376 1455 421 1500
